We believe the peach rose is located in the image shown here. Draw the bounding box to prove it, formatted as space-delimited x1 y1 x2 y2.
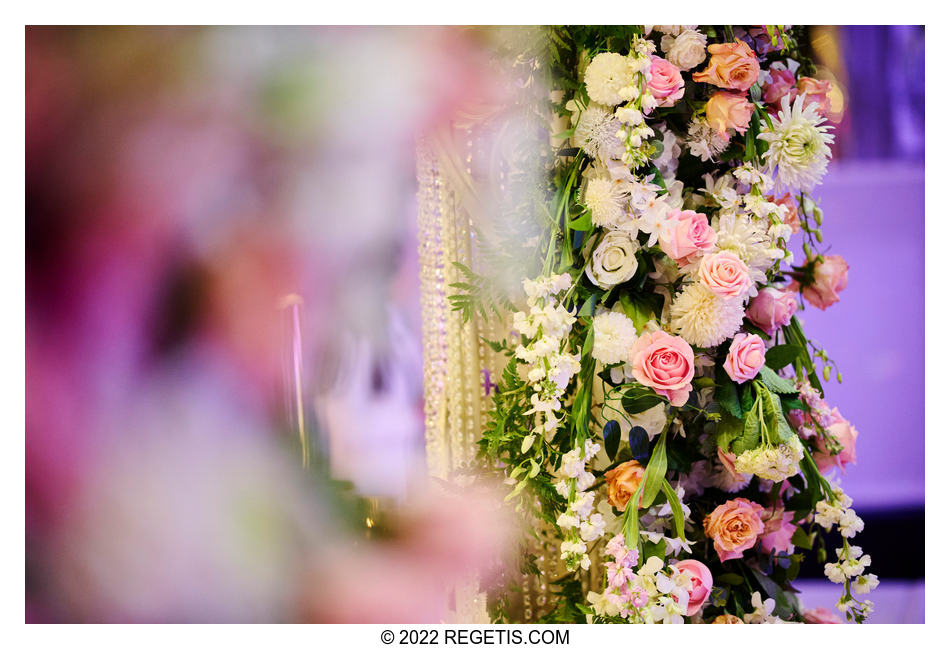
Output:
763 67 797 105
759 507 796 554
803 607 844 624
723 333 766 384
705 91 754 136
648 55 686 107
771 193 801 233
746 286 798 336
659 209 718 267
629 330 695 407
692 39 761 92
699 250 753 298
673 559 713 615
712 613 744 624
813 407 858 474
604 460 646 512
801 254 849 310
703 497 765 562
797 77 833 118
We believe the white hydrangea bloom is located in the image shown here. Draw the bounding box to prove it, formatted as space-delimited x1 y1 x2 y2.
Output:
591 311 638 365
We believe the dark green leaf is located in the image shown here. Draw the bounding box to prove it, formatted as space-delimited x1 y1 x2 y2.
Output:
714 365 742 418
568 210 592 231
715 412 744 453
758 365 798 394
603 420 621 461
765 344 803 370
790 526 812 550
621 392 664 414
618 293 657 331
716 573 745 586
732 397 763 454
628 426 650 463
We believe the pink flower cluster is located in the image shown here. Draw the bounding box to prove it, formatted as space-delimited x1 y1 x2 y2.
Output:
603 535 649 618
762 65 835 119
789 382 859 473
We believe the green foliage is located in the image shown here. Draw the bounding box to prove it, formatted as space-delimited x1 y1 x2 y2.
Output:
448 262 516 324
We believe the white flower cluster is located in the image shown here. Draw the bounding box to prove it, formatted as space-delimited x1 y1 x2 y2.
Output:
733 435 804 482
814 486 877 621
582 36 658 170
743 592 784 624
513 274 579 435
814 487 864 538
686 117 729 161
556 438 604 570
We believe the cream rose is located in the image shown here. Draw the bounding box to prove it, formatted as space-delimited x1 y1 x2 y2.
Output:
661 29 708 71
585 230 640 288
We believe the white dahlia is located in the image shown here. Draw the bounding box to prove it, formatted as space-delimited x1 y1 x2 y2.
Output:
584 52 634 106
584 176 628 228
572 102 623 162
591 311 638 365
758 94 835 192
669 282 745 348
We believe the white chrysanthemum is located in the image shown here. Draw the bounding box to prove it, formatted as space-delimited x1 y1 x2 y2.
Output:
759 94 835 192
686 117 730 161
669 282 745 348
713 211 782 287
584 177 628 227
733 437 804 482
585 52 634 106
591 311 637 365
572 102 623 161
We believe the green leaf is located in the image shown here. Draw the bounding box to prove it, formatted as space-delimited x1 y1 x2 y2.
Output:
714 365 742 419
603 420 621 461
765 344 803 370
758 365 798 394
640 429 668 508
577 291 598 318
716 573 745 587
732 396 762 455
715 412 744 453
622 482 645 548
750 568 797 619
661 479 685 540
790 526 813 550
618 293 657 331
621 392 664 415
568 210 592 231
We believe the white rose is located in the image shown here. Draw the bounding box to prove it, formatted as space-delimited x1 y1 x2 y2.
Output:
585 230 640 288
662 29 708 71
654 25 698 37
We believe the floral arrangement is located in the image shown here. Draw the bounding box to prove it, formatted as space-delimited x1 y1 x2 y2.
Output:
453 25 876 624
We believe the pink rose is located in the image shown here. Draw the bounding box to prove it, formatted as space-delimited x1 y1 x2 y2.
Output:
648 55 685 107
803 607 845 624
813 408 858 474
705 91 754 136
699 250 753 298
723 333 766 384
801 255 849 310
759 507 796 555
703 497 765 562
763 67 797 105
746 286 798 336
797 77 833 118
673 559 713 616
771 193 801 233
692 39 761 92
659 209 718 267
717 446 744 481
628 330 695 407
